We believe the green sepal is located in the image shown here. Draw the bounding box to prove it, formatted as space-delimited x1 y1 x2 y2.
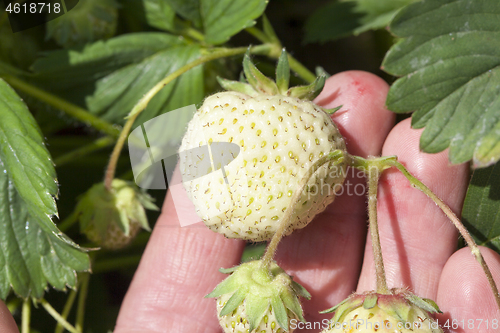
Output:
245 292 270 332
243 51 279 95
315 66 331 78
378 297 411 323
271 295 289 331
276 49 290 93
406 295 442 314
206 273 241 298
363 294 378 309
219 266 239 274
286 75 326 100
220 287 248 317
281 289 306 322
216 77 258 96
319 297 348 314
323 105 342 115
136 191 160 212
291 280 311 300
331 298 363 324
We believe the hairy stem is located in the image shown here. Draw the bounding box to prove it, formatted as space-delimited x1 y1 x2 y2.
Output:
55 288 78 333
387 159 500 311
54 136 115 166
2 75 121 138
367 165 390 294
104 43 275 191
262 150 345 268
21 299 30 333
40 299 79 333
75 273 90 332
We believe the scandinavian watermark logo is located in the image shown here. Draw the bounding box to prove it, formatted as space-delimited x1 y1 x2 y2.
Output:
128 105 245 227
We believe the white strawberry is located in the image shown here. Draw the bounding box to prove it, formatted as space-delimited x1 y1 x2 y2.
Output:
179 51 347 241
207 260 311 333
320 289 443 333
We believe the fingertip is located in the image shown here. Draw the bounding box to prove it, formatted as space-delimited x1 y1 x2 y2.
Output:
382 118 469 213
437 247 500 331
0 300 18 333
315 70 395 157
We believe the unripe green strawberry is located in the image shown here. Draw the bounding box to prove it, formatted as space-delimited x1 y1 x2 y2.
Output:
320 289 443 333
75 179 158 250
180 51 347 241
207 260 311 333
46 0 119 48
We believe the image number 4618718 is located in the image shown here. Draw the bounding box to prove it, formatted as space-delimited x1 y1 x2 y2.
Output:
2 0 79 32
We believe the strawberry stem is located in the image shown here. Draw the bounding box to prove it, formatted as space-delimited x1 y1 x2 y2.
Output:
367 165 390 294
261 150 346 269
387 159 500 312
39 298 79 333
349 154 500 311
21 298 30 333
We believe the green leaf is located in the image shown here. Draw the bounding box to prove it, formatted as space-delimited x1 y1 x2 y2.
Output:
0 81 89 299
304 0 415 43
201 0 267 45
304 1 363 43
32 33 181 90
144 0 176 31
32 33 204 125
0 80 57 230
87 44 204 123
383 0 500 167
166 0 202 27
351 0 418 34
462 163 500 252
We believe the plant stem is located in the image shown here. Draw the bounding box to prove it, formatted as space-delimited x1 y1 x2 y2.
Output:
1 75 121 138
245 26 316 84
55 289 78 333
386 159 500 311
92 254 142 273
261 150 345 268
246 26 271 43
286 54 316 84
40 299 79 333
103 43 275 191
57 211 79 233
21 299 31 333
54 136 115 166
366 165 390 294
75 273 90 332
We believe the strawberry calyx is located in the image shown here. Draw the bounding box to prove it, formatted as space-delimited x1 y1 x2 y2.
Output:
217 49 328 103
75 179 158 245
321 289 441 327
207 260 310 332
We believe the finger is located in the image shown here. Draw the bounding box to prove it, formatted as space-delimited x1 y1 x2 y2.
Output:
275 71 395 329
0 300 18 333
115 179 245 332
357 118 468 300
436 246 500 333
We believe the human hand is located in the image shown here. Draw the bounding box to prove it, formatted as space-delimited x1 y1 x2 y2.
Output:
0 71 487 333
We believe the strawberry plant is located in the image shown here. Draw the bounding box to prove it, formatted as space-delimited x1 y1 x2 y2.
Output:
0 0 499 332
